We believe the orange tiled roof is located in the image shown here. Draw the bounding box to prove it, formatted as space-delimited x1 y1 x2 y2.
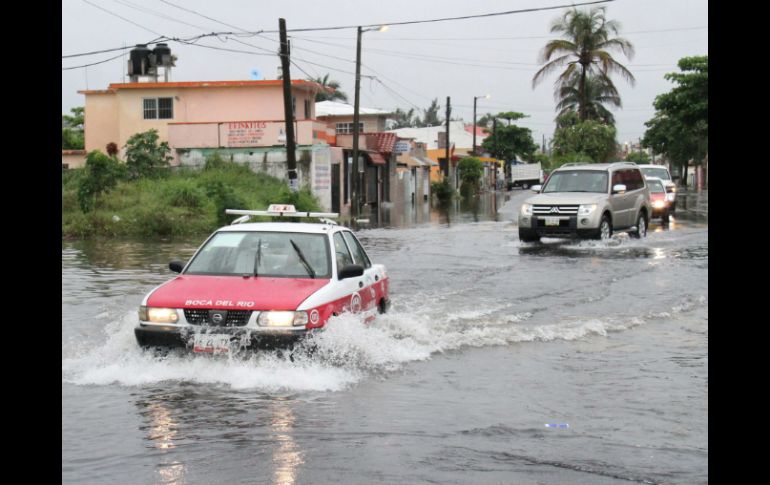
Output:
363 132 397 153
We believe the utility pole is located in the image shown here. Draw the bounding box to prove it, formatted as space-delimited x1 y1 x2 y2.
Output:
279 18 298 192
446 96 452 189
351 26 364 218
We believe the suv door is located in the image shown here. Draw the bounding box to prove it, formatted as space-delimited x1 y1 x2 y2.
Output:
609 169 635 228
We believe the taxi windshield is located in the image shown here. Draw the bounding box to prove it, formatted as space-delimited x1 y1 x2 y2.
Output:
185 231 331 278
542 170 608 193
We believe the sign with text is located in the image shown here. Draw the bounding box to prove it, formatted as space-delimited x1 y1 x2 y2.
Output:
393 140 411 154
219 121 290 147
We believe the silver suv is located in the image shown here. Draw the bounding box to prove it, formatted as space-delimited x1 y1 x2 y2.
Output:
518 162 652 242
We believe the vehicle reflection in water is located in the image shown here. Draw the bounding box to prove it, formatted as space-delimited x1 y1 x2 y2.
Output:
269 398 304 485
135 389 304 485
140 397 186 485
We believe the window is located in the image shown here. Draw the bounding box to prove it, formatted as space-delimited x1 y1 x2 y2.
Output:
185 231 331 278
333 232 353 270
543 170 608 194
335 122 364 134
342 232 372 269
143 97 173 119
304 99 311 119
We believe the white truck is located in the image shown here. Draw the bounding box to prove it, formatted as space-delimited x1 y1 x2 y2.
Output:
507 162 544 190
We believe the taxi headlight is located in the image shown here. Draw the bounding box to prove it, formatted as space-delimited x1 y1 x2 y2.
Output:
521 203 533 216
143 306 179 323
258 311 308 327
653 200 666 208
578 204 597 216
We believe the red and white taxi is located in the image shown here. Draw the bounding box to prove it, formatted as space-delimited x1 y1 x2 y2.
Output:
135 205 390 353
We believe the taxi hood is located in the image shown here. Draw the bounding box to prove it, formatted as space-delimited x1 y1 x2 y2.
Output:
146 275 330 311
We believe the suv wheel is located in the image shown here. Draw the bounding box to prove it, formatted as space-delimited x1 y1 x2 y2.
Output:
631 212 648 238
597 215 613 241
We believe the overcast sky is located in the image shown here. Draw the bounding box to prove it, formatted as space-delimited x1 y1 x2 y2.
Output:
62 0 708 147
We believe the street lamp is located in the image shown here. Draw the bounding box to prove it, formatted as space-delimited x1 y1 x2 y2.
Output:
473 94 490 156
351 24 388 219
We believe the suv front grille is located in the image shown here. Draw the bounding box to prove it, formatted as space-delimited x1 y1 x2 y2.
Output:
183 309 252 326
532 204 579 215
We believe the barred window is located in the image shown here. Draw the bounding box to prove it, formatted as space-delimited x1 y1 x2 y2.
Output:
335 122 364 134
143 97 173 119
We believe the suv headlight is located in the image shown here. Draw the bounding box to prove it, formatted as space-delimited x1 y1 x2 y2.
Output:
258 311 308 327
140 306 179 323
578 204 597 216
521 203 533 216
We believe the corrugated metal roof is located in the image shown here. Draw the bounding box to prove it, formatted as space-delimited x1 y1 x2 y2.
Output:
315 101 392 117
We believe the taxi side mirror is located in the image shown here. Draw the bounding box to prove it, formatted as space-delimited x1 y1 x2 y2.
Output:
338 264 364 279
169 260 185 273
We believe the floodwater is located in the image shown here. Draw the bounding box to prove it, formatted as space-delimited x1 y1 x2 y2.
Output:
62 190 708 484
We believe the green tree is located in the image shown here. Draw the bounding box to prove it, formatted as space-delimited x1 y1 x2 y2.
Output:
642 56 708 186
124 129 173 179
457 157 484 186
552 116 617 164
481 123 538 161
62 106 85 149
556 73 621 125
313 74 349 102
389 107 417 128
532 6 634 122
625 151 650 164
415 98 442 127
77 150 125 212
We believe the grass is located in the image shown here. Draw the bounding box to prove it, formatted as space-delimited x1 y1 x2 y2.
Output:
62 163 322 239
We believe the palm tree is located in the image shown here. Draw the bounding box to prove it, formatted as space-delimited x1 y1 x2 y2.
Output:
555 72 621 125
532 6 634 122
313 74 349 102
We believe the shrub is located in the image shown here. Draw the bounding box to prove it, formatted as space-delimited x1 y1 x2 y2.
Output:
165 181 206 209
124 129 173 179
431 178 454 203
77 150 126 212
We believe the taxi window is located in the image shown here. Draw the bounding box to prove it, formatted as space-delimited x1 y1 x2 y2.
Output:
342 232 372 269
333 232 354 269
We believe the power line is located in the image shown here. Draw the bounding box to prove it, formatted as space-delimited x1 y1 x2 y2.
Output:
62 52 127 71
81 0 163 36
110 0 209 31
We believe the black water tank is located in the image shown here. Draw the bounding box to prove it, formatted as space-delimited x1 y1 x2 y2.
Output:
153 43 172 66
129 44 151 76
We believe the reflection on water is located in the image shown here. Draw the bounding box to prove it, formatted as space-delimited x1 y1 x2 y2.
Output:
357 191 510 229
269 399 303 485
134 389 304 485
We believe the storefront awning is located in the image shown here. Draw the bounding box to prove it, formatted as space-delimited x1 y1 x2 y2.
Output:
365 151 387 165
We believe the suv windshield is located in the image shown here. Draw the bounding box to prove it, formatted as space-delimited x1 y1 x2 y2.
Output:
640 167 671 181
185 231 331 278
542 170 608 193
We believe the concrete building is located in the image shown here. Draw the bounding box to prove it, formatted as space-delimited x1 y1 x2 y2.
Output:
77 79 342 210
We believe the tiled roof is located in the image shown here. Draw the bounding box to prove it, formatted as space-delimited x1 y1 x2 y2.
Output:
363 132 397 153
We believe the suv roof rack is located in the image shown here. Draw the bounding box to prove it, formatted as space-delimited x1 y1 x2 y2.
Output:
609 161 638 167
226 205 339 225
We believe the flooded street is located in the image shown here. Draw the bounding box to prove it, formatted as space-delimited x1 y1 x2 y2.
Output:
62 191 708 484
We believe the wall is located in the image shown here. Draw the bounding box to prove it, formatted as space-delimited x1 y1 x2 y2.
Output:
83 93 119 154
62 150 87 169
177 145 333 211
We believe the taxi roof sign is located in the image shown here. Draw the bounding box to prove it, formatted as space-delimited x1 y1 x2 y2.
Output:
226 206 339 225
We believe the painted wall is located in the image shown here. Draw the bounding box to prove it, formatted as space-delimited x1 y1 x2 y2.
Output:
82 84 317 157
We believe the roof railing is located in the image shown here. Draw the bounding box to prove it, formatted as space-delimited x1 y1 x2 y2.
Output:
226 205 339 225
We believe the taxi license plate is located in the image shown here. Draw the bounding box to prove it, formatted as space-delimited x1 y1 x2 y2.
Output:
193 334 231 354
544 217 561 226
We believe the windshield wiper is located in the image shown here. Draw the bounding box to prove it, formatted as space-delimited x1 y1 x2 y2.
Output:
290 239 316 278
253 237 261 276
